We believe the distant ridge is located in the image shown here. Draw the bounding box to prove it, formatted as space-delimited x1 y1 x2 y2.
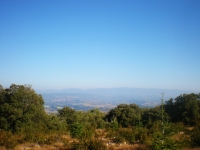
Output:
37 87 198 100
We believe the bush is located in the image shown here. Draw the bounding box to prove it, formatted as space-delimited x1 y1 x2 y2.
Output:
151 134 185 150
136 128 150 145
70 123 83 139
0 130 21 149
117 128 136 143
191 125 200 146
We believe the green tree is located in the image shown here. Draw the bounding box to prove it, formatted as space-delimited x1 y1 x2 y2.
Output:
164 98 174 122
86 108 105 128
45 114 67 132
0 84 47 133
58 106 77 125
142 106 161 127
170 93 200 125
105 103 142 127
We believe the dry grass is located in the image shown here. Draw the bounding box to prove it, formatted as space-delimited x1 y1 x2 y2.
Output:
13 142 69 150
186 126 194 131
11 141 140 150
0 146 6 150
171 132 184 141
2 128 197 150
107 143 143 150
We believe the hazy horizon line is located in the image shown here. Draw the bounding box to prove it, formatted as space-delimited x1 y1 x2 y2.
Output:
36 86 199 92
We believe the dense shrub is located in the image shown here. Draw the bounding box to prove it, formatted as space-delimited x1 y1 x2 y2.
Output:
151 132 186 150
0 130 21 149
70 123 83 139
116 128 136 143
191 125 200 146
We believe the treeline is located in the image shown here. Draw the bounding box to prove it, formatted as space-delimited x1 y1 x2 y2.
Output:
0 84 200 149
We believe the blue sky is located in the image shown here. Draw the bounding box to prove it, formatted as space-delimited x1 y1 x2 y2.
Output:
0 0 200 91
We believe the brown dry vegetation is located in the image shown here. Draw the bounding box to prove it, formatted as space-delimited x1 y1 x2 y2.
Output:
0 129 139 150
0 129 198 150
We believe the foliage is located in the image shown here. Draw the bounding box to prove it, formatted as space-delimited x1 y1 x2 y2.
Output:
86 109 106 128
115 128 136 143
46 114 67 132
70 122 84 139
142 106 169 129
105 104 142 127
0 84 68 147
164 93 200 125
78 124 95 140
136 127 150 145
0 130 21 149
58 107 106 129
58 106 77 125
151 136 186 150
0 84 47 133
191 125 200 146
110 118 119 130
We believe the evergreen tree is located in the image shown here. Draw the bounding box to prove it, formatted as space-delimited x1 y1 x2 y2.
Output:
0 84 47 133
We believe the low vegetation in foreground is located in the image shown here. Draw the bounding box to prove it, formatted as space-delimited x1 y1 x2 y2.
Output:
0 84 200 150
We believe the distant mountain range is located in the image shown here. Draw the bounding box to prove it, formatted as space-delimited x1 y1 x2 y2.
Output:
38 87 198 101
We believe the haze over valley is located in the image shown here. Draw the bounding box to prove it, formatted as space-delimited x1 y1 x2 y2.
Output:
39 87 197 113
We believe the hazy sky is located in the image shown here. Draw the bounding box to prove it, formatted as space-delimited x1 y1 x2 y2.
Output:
1 0 200 91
